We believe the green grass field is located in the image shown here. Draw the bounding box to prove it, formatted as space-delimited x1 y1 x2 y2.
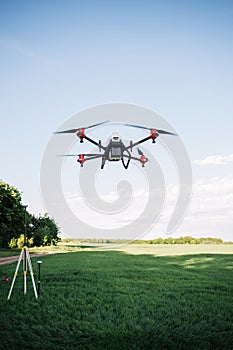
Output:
0 245 232 349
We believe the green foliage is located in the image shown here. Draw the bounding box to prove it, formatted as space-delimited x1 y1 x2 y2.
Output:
0 179 60 248
8 237 17 249
0 180 24 248
61 237 230 245
29 213 60 247
134 236 224 244
16 234 25 248
0 249 232 349
9 234 33 249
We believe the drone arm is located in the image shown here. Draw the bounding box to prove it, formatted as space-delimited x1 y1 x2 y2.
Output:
123 154 141 163
125 136 152 151
84 135 106 151
84 154 104 161
123 153 148 167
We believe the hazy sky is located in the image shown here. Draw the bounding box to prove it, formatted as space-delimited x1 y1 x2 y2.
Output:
0 1 232 240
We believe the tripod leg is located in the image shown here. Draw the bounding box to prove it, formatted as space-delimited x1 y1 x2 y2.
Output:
7 249 24 300
26 250 38 299
23 247 27 295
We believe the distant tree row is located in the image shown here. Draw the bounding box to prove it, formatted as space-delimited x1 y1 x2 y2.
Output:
61 237 230 245
133 236 225 244
0 179 60 248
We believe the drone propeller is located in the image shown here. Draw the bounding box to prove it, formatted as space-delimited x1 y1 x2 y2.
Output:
57 153 102 167
54 120 109 134
137 148 144 156
57 153 100 157
125 123 177 135
137 148 148 166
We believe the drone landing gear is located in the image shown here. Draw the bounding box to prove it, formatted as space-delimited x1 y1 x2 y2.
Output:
122 157 130 169
101 157 106 169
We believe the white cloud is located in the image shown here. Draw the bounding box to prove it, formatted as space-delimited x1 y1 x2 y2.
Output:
60 169 233 241
64 189 149 230
147 175 233 241
173 175 233 240
190 175 233 215
194 154 233 165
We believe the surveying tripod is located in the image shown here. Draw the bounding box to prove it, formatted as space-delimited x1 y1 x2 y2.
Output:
7 246 38 300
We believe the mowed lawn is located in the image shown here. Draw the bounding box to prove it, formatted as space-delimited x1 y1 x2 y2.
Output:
0 245 232 350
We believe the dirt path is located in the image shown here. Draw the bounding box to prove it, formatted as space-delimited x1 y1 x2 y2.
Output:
0 253 50 265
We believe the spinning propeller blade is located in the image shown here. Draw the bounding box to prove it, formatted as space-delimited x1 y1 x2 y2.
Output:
137 148 144 156
57 153 100 157
54 129 79 134
84 121 109 129
156 129 177 135
125 123 177 135
125 123 151 130
54 120 109 134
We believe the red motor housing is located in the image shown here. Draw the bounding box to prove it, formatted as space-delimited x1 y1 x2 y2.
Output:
150 129 158 140
77 155 85 165
140 155 147 165
77 128 86 139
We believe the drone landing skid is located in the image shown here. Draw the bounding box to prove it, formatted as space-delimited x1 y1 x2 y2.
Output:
122 156 130 169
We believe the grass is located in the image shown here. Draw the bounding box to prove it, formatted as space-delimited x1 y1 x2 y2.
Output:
1 241 233 258
0 245 232 349
0 247 22 257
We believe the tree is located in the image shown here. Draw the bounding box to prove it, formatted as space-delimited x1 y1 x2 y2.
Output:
29 213 60 247
0 180 25 248
0 179 60 248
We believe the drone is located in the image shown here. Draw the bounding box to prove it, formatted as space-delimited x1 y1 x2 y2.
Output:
54 121 177 169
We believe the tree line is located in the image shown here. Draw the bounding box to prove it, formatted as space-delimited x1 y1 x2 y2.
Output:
0 179 60 248
133 236 226 244
62 237 230 245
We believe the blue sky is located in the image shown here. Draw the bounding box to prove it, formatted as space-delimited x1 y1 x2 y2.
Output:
0 1 233 240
